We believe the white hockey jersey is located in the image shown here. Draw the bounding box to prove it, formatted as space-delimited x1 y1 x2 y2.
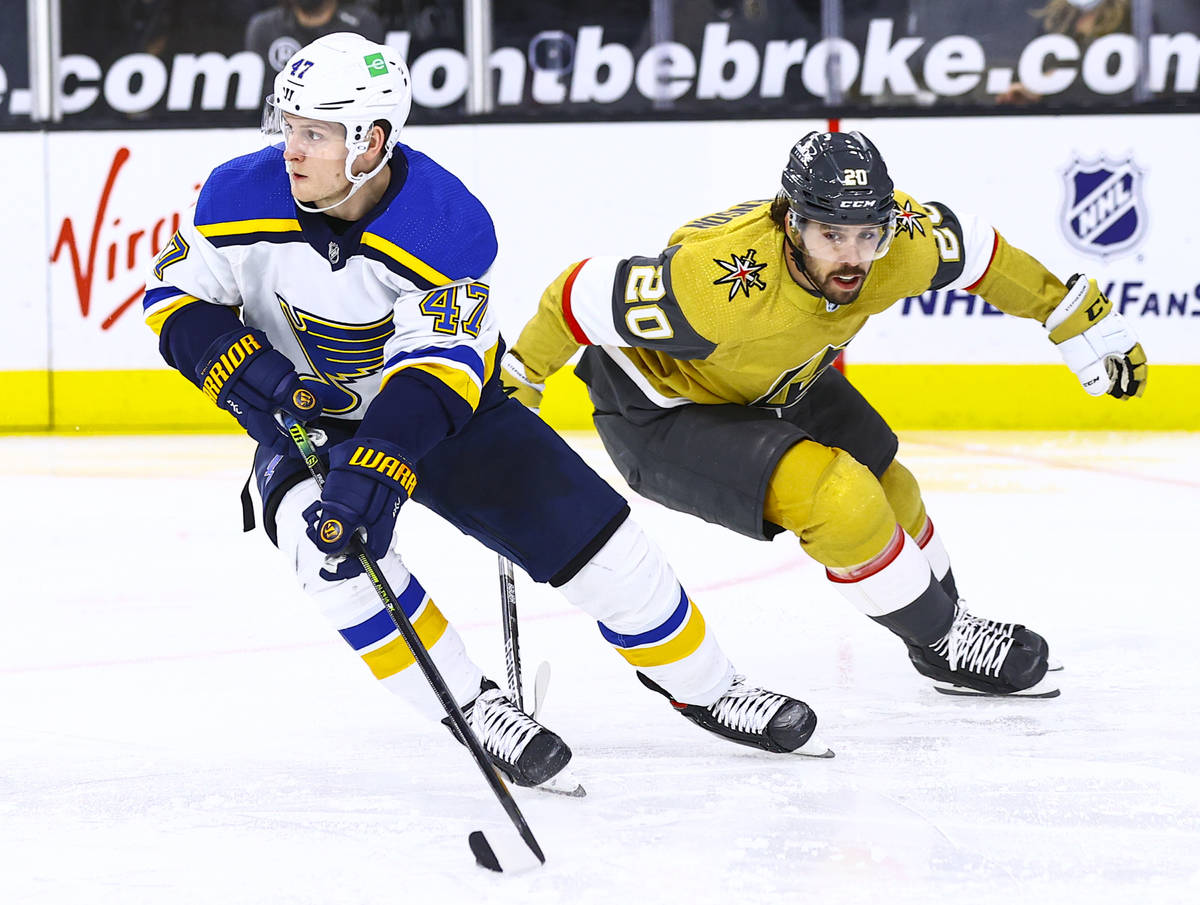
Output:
144 143 501 430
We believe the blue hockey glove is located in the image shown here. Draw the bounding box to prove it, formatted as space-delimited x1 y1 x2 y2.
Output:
303 438 418 581
196 328 321 456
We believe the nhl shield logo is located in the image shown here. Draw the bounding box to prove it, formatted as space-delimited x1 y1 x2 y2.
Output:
1061 156 1147 260
328 241 341 265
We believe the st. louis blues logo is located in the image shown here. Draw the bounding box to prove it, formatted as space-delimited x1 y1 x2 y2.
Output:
1061 155 1147 260
893 199 927 238
713 248 767 300
279 295 394 414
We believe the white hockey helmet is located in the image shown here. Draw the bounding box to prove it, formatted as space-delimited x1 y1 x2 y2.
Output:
263 32 412 207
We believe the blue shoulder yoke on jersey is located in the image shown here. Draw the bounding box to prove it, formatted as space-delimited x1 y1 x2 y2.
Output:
194 146 301 248
356 145 498 289
193 144 496 289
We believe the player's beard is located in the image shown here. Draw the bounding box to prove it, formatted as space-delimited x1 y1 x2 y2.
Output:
816 265 869 306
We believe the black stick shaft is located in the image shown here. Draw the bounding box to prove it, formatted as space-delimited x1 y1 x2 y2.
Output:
498 556 524 712
280 416 544 864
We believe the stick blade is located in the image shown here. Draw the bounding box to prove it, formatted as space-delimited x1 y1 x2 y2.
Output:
469 829 545 873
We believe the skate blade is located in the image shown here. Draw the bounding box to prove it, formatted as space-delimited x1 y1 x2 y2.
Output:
793 731 835 758
933 675 1061 698
531 661 551 720
534 767 587 797
1047 657 1064 672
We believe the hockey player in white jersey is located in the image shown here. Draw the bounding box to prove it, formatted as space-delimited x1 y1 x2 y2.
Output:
143 32 829 790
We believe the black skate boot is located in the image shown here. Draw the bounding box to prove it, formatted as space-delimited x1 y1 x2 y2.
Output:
443 678 572 786
906 604 1059 697
637 672 831 756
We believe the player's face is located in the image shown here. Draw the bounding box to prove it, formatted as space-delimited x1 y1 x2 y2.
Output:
792 218 891 305
281 114 350 205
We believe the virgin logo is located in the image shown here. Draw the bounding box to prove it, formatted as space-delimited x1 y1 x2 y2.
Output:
50 147 199 331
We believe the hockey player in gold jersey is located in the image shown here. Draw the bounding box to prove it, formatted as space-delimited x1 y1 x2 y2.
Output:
502 130 1147 705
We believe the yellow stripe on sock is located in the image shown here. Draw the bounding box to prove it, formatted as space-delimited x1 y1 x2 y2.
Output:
360 601 449 680
614 604 707 668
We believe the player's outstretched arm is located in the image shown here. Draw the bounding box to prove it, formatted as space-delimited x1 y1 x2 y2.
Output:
504 260 602 405
1045 274 1147 400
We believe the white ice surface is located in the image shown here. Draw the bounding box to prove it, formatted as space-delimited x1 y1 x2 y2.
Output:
2 430 1198 904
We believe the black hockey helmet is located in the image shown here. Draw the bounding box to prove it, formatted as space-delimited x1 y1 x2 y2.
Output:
780 131 895 227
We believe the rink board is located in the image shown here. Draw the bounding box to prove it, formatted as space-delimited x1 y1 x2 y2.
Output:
3 363 1194 433
4 115 1198 431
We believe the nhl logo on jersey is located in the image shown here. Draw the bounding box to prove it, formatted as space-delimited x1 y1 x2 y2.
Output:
1061 156 1147 260
713 248 767 300
328 241 341 265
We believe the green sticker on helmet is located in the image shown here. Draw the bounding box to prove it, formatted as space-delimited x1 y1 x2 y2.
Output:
363 52 387 77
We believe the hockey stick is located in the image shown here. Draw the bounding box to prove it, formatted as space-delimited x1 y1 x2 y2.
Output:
495 559 583 796
497 555 524 711
499 560 552 718
278 414 544 872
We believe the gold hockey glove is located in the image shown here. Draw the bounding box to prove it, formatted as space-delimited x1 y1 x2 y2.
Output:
1046 275 1147 400
499 351 545 412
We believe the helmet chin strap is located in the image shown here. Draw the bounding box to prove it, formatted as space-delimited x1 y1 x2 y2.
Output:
783 232 848 308
291 142 391 215
293 180 364 215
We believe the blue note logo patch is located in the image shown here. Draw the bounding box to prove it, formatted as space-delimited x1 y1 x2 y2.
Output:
279 295 394 415
1061 155 1147 260
713 248 767 300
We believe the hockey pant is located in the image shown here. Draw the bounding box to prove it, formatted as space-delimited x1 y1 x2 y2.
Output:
275 481 736 721
764 441 958 645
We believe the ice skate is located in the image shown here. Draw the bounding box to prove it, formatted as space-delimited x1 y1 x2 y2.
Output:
637 672 832 757
907 604 1060 698
444 678 574 787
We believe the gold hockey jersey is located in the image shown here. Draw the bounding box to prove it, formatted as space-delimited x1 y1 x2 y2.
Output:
511 192 1068 415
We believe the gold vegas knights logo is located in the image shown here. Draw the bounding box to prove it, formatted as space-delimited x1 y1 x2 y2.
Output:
712 248 768 300
320 518 344 543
